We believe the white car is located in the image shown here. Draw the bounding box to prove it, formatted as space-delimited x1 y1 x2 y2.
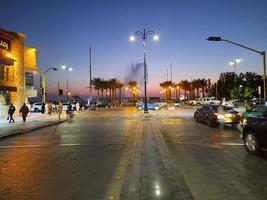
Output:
196 97 221 106
31 102 42 112
222 99 246 108
189 98 200 106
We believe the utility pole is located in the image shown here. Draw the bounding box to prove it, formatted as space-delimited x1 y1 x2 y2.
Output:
57 82 61 120
89 46 92 106
171 64 172 82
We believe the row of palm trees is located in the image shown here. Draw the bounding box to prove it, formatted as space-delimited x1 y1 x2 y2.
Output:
92 78 141 103
91 77 124 103
160 78 212 100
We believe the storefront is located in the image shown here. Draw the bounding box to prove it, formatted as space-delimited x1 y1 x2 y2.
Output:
0 28 39 117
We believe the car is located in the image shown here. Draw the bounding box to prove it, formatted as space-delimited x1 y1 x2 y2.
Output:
136 102 160 110
242 105 267 124
249 98 266 106
173 100 182 107
242 111 267 155
96 101 111 108
196 97 221 106
189 98 200 106
194 105 240 127
222 99 246 108
30 102 42 112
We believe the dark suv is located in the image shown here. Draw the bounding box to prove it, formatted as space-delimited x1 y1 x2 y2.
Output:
242 111 267 155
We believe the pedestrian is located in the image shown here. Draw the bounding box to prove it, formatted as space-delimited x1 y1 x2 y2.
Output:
41 103 45 114
47 102 53 115
67 103 73 118
19 103 29 122
217 103 225 132
8 103 16 123
76 102 80 112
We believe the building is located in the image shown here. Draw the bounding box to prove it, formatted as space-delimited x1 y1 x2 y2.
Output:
0 28 38 116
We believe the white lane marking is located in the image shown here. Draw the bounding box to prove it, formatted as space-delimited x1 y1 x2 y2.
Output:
0 142 127 148
175 141 244 146
221 142 244 146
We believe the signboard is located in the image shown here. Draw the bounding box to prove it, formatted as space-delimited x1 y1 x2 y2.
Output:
25 72 34 86
258 86 261 95
0 37 11 51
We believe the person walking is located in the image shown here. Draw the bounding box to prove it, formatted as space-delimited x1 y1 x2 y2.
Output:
47 102 53 115
41 103 45 114
8 103 16 123
19 103 29 122
217 103 225 132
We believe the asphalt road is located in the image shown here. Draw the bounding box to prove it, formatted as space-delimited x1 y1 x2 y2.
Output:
0 107 267 200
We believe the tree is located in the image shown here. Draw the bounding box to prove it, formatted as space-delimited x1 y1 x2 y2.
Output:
159 81 174 100
92 77 102 100
180 80 191 100
127 80 138 101
117 81 124 104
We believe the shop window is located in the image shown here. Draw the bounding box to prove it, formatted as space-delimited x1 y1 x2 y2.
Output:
5 67 9 81
0 66 4 80
25 72 34 86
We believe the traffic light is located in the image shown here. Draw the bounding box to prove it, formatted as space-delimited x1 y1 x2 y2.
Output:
59 89 63 96
39 87 44 95
207 37 222 41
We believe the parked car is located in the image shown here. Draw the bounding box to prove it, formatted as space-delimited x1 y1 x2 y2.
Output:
31 102 42 112
173 100 182 107
222 99 246 108
242 105 267 124
136 102 160 110
189 98 200 106
249 98 266 107
96 101 111 108
196 97 221 106
242 111 267 155
194 105 240 127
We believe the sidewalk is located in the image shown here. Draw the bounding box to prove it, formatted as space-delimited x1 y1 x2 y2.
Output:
0 112 67 138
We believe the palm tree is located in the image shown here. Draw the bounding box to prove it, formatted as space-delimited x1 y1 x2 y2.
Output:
117 81 124 104
199 78 207 97
192 79 202 98
159 81 174 100
92 77 102 100
180 80 191 100
109 78 118 103
174 83 181 100
127 80 138 101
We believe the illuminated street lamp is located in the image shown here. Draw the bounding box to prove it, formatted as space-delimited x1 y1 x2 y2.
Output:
130 29 159 113
61 65 73 100
229 57 241 97
207 36 266 100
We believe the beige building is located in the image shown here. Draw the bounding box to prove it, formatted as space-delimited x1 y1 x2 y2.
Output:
0 28 39 116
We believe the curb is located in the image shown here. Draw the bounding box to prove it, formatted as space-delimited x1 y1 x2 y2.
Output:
0 119 67 139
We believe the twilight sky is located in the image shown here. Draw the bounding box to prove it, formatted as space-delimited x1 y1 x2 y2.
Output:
1 0 267 98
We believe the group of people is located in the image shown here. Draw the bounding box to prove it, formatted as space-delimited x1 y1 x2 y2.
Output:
7 103 30 123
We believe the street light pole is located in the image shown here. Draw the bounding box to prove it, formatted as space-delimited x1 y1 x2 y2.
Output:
229 57 241 98
207 36 266 100
130 28 159 113
41 67 58 103
61 65 73 101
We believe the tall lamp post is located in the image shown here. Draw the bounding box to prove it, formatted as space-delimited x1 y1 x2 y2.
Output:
41 67 58 103
61 65 73 101
229 57 241 97
207 36 266 100
129 29 159 113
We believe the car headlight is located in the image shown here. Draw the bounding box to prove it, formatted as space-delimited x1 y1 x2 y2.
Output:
217 114 224 119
